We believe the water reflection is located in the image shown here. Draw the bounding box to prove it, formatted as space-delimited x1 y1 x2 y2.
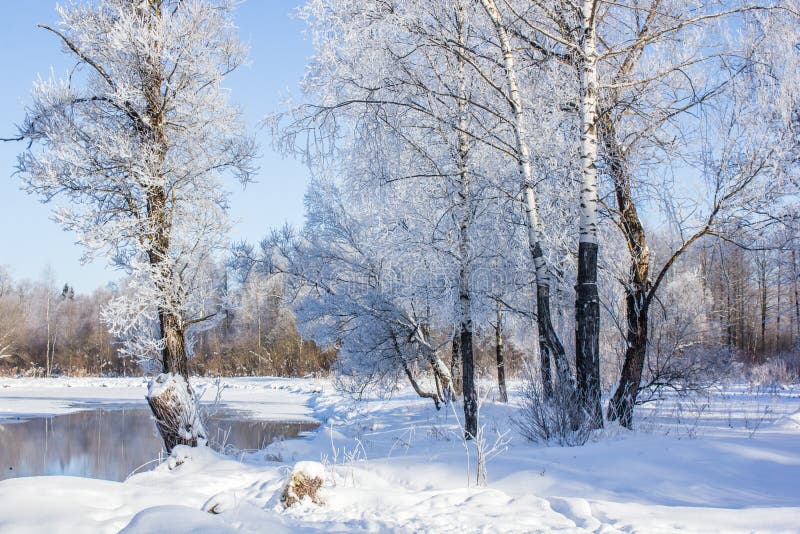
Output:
0 407 317 482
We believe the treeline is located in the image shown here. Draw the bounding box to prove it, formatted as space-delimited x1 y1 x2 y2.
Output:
0 267 335 378
703 243 800 359
0 268 119 376
604 237 800 397
0 242 797 383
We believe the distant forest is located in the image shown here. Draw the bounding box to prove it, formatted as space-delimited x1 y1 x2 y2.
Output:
1 238 797 382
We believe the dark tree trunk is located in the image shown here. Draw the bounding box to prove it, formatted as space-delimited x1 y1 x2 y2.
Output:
495 308 508 403
461 325 477 439
535 282 559 398
539 344 553 399
532 243 570 396
451 333 463 396
607 287 648 427
575 241 602 427
602 115 651 429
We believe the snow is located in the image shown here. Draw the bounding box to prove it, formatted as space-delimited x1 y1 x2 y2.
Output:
0 376 316 423
0 377 799 533
291 461 327 482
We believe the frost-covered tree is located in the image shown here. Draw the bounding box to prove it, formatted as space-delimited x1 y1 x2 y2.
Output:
279 0 592 436
277 0 508 438
587 0 792 427
243 180 456 408
11 0 255 451
487 0 790 427
467 0 578 400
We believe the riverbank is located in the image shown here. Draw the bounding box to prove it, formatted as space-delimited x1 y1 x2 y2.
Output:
0 377 799 533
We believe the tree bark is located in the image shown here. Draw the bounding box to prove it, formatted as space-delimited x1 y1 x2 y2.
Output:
455 0 477 440
607 286 648 427
461 326 477 439
146 373 207 453
576 242 602 426
495 307 508 402
160 312 189 378
451 333 463 395
575 0 603 427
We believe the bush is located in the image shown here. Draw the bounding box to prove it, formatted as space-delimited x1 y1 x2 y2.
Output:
746 352 800 390
514 371 596 447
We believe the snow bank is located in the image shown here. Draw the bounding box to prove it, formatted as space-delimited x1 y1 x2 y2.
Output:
0 378 799 532
120 505 238 534
772 408 800 431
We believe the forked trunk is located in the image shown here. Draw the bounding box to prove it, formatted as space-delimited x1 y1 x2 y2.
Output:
403 364 442 410
602 116 651 428
607 286 648 427
394 331 448 409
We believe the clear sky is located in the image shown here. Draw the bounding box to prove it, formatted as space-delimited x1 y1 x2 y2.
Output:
0 1 312 293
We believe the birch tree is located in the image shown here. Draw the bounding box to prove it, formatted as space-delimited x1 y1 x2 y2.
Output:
277 0 510 438
493 0 788 426
477 0 576 400
11 0 255 451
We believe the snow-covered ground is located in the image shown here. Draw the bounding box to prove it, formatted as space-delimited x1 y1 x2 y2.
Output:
0 377 799 533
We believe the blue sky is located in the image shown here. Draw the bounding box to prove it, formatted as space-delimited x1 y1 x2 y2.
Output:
0 1 312 292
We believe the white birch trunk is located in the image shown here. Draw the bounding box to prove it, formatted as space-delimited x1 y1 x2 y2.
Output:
575 0 603 427
456 0 477 439
579 1 600 246
482 0 572 393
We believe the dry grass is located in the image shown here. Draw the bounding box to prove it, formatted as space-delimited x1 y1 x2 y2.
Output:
281 470 324 507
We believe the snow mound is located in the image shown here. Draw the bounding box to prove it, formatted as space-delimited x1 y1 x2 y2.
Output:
772 409 800 431
293 460 327 480
165 444 221 471
119 505 238 533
